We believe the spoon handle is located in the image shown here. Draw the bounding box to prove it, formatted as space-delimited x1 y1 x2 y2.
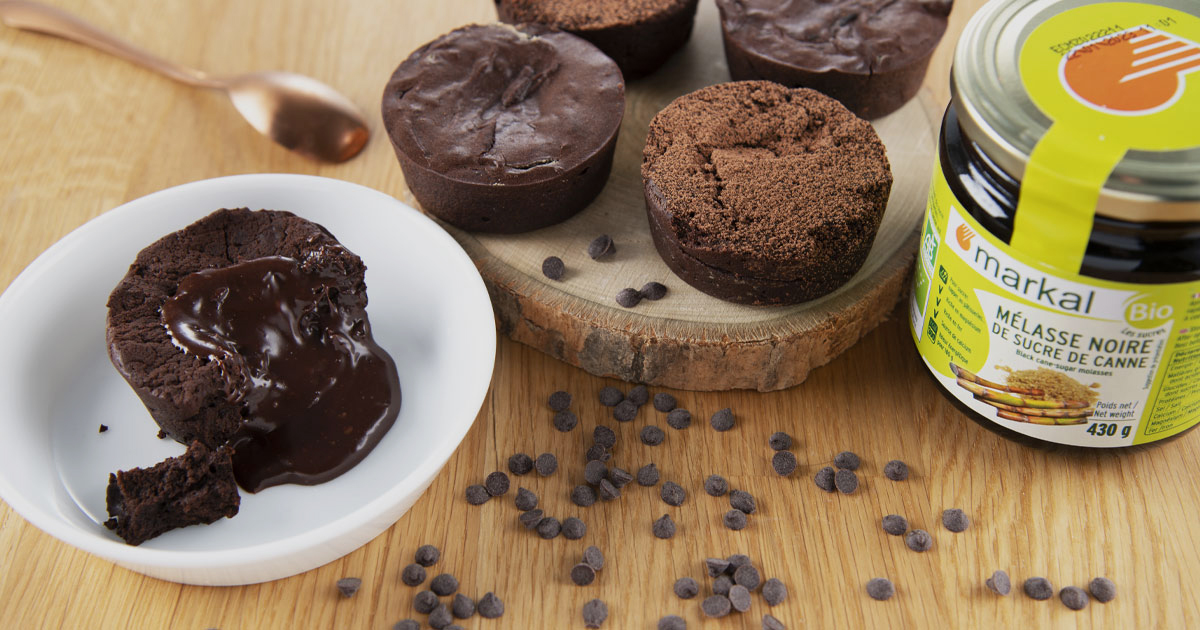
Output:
0 1 221 88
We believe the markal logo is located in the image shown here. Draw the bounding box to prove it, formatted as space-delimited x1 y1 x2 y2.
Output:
969 241 1096 314
955 224 975 250
1061 24 1200 115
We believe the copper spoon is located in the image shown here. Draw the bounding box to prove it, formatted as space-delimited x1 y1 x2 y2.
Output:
0 1 368 162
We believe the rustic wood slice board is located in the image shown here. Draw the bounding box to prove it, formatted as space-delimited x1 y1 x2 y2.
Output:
399 1 939 391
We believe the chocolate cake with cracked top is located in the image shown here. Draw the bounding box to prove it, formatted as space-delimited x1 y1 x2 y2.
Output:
106 208 401 495
495 0 700 78
382 23 624 233
715 0 952 119
642 81 892 305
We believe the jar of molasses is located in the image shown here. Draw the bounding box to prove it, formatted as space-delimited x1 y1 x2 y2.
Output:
910 0 1200 447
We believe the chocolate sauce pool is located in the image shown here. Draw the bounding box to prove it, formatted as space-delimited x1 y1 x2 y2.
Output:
161 256 401 492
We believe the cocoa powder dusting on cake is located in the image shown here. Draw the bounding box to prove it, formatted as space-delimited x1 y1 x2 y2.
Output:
500 0 694 31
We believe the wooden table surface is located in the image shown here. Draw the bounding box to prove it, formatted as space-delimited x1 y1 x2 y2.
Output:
2 1 1198 628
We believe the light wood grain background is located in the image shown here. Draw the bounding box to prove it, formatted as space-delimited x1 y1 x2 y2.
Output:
2 1 1198 629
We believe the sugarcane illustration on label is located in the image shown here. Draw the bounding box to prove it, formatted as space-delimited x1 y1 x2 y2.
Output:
951 363 1096 426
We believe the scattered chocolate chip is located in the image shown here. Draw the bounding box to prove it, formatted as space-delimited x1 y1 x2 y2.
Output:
562 516 587 540
616 288 641 308
834 451 861 470
712 575 733 595
1089 577 1116 603
608 466 634 488
157 429 167 439
430 573 458 596
414 590 438 614
614 399 638 422
729 584 752 612
628 385 650 406
768 432 792 450
508 453 533 476
661 481 686 506
658 615 686 630
585 460 608 485
834 469 858 494
772 451 798 476
666 408 692 429
598 478 621 501
1060 586 1088 610
733 565 761 591
905 529 932 552
534 452 557 476
866 577 895 600
401 563 426 586
452 593 475 619
394 620 420 630
336 577 361 598
514 487 539 511
542 256 565 280
519 508 545 530
548 390 572 412
710 408 735 431
415 544 440 567
704 475 729 496
98 424 109 433
583 545 605 571
814 467 836 492
593 425 617 448
727 554 752 571
537 516 562 539
477 592 504 618
702 595 732 618
640 282 668 300
572 485 598 507
674 576 700 599
641 425 666 446
587 234 615 259
585 443 611 462
705 558 731 578
762 578 787 605
653 393 677 412
729 490 756 514
883 459 909 481
465 484 490 505
598 386 624 406
986 570 1011 596
653 513 676 539
429 604 453 630
553 410 579 432
485 471 510 496
445 624 464 630
637 463 660 486
881 514 908 536
762 613 786 630
942 508 969 532
582 599 608 628
724 509 748 530
571 562 597 586
1024 577 1053 600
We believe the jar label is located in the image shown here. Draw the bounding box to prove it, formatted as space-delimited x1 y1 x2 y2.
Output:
910 163 1200 446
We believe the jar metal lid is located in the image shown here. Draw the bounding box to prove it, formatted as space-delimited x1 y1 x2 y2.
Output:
952 0 1200 223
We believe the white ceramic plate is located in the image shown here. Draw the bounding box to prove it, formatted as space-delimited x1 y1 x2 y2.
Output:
0 174 496 585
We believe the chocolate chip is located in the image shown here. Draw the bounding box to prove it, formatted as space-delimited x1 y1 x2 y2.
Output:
535 452 558 476
514 487 538 511
598 386 624 406
613 399 638 422
640 282 668 300
593 425 617 448
485 471 510 496
674 576 699 599
415 544 440 567
562 516 587 540
571 562 597 586
628 385 650 406
1024 577 1053 600
452 593 475 619
465 484 490 505
772 451 798 476
477 592 504 618
553 410 579 432
729 584 752 612
98 424 109 433
583 545 605 571
572 485 597 507
834 451 860 470
986 570 1011 596
834 469 858 494
762 613 786 630
393 620 419 630
598 478 621 501
582 599 608 628
542 256 565 280
641 425 665 446
724 509 748 530
537 516 562 539
548 390 572 411
712 575 733 595
653 393 677 412
666 408 692 429
519 508 544 530
727 554 752 571
814 467 836 492
637 463 660 486
653 513 676 539
905 529 932 552
710 408 735 431
882 514 908 536
414 590 438 614
608 466 634 488
585 443 611 462
942 508 969 532
429 604 452 629
1089 577 1116 602
883 459 909 481
661 481 686 506
508 453 533 475
401 563 426 586
336 577 361 598
705 558 731 577
768 432 792 450
866 577 895 600
762 578 787 605
729 489 756 514
616 288 641 308
587 234 615 259
585 460 608 485
704 475 729 496
658 615 686 630
1060 586 1088 610
430 573 458 596
702 595 731 617
733 565 761 590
